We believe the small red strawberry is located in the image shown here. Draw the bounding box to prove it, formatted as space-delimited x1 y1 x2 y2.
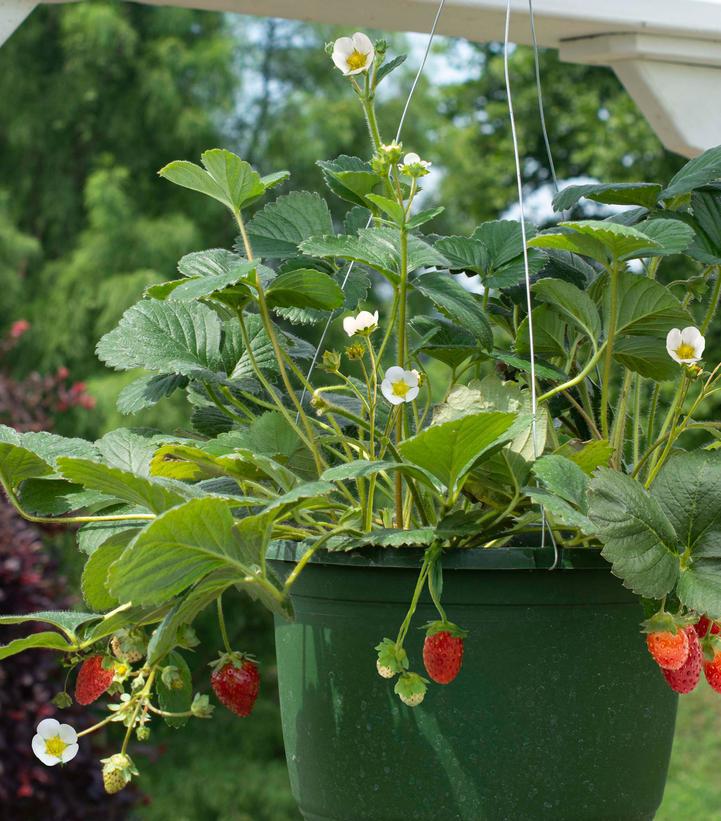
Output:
422 621 467 685
210 651 259 717
663 627 701 694
74 655 114 705
694 616 721 638
646 628 689 671
704 651 721 694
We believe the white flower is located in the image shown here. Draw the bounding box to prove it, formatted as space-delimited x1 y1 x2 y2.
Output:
666 326 705 364
381 366 419 405
342 310 379 337
399 152 432 175
332 33 374 76
31 718 79 766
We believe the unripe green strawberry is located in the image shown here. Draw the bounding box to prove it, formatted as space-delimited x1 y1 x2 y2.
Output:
100 753 138 795
110 628 146 663
376 660 395 679
394 672 427 707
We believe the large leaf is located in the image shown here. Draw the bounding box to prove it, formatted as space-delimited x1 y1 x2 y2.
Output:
661 146 721 199
96 299 223 377
300 227 447 283
412 271 492 349
411 316 479 369
532 278 601 343
634 219 694 257
57 458 187 514
552 182 662 211
96 428 175 477
530 221 660 264
688 191 721 263
159 149 274 212
265 269 344 311
0 632 74 660
108 498 273 606
532 454 589 512
81 543 124 611
606 271 693 337
317 155 381 207
246 191 334 258
588 469 679 598
399 411 521 496
0 610 99 638
612 336 678 381
652 452 721 558
117 373 188 415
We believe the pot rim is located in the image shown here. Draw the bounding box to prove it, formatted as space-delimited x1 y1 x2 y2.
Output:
266 541 608 571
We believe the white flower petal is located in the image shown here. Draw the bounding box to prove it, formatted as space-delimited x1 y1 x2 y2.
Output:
351 32 374 54
343 316 357 337
667 348 682 364
681 326 702 345
381 379 403 405
404 371 419 388
332 37 354 58
666 328 681 349
403 153 420 165
60 743 79 763
384 366 406 382
36 718 60 739
405 386 420 403
58 724 77 744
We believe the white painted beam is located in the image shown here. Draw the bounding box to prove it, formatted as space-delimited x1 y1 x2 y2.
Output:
561 34 721 157
0 0 37 46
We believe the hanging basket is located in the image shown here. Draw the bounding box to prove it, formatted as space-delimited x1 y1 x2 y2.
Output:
268 543 677 821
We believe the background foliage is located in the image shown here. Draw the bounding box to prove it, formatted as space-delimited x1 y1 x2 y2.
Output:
0 0 717 817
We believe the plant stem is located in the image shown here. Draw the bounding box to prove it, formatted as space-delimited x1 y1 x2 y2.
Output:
216 597 232 653
235 210 326 476
645 374 690 486
600 264 620 439
702 265 721 334
394 228 409 529
537 343 606 404
632 375 642 466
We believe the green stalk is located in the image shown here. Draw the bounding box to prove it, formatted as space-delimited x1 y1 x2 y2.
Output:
632 375 642 466
600 264 620 439
394 227 409 529
610 370 633 468
235 211 326 476
702 265 721 334
645 375 690 486
216 597 232 653
537 342 606 404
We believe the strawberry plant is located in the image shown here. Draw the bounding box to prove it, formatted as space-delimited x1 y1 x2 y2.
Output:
2 32 721 792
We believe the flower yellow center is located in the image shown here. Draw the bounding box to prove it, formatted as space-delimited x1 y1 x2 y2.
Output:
675 343 696 359
391 380 410 398
346 50 368 71
45 736 68 758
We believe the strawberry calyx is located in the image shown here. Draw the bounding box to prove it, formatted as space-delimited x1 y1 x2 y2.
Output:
394 671 428 707
700 632 721 662
374 637 408 677
640 610 693 635
209 650 257 673
422 620 468 639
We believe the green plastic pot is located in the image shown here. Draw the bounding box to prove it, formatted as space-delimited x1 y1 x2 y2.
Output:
267 544 678 821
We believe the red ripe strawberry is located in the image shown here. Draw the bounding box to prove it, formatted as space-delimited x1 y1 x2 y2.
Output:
704 652 721 694
210 651 260 717
74 655 114 705
646 628 689 671
663 627 701 694
422 622 467 685
694 616 721 638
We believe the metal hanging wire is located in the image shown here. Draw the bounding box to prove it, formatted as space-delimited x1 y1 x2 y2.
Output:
503 0 559 569
298 0 447 413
